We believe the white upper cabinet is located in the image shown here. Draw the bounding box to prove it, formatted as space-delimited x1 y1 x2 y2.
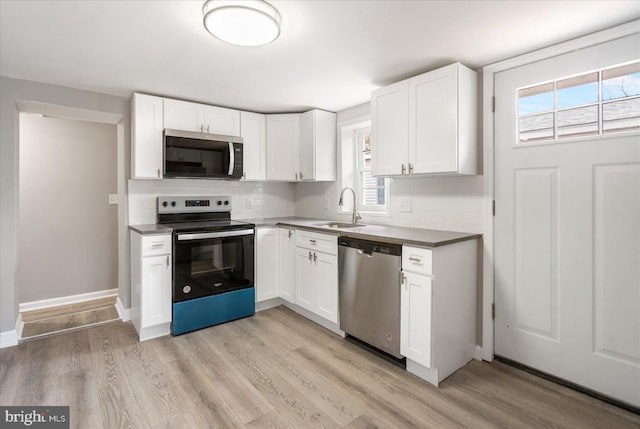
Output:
299 110 337 181
266 110 336 182
372 63 477 176
371 81 409 176
131 93 164 179
240 111 266 181
266 114 300 181
164 98 240 136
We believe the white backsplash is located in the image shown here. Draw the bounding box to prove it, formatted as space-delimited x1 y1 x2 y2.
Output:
294 175 484 234
128 179 295 225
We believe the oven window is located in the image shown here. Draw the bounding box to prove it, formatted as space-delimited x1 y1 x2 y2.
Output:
174 235 254 302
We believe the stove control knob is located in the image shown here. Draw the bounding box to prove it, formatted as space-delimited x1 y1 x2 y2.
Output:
183 285 191 294
224 200 229 206
171 201 177 207
162 201 168 207
217 200 222 206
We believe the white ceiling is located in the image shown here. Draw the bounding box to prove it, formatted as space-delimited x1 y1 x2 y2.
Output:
1 1 639 113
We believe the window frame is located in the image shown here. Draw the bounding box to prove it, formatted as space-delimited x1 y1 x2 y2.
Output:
354 125 388 213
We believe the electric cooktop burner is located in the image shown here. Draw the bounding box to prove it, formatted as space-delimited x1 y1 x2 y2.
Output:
156 196 254 231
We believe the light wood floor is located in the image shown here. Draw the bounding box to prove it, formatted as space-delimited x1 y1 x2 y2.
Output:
1 305 638 429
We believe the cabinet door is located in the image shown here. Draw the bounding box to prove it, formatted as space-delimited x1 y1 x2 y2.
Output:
163 98 204 132
256 228 280 302
299 110 315 180
400 271 432 367
409 63 458 174
315 252 338 324
204 105 241 136
240 111 266 181
131 93 163 179
295 247 316 312
141 254 172 327
279 228 296 303
371 80 409 176
266 114 299 181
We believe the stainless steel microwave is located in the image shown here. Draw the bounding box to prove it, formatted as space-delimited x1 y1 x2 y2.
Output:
164 129 243 179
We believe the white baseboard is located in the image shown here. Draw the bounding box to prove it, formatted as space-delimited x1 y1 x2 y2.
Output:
115 296 131 322
0 330 18 349
474 345 484 361
19 288 119 313
15 313 24 340
256 297 283 312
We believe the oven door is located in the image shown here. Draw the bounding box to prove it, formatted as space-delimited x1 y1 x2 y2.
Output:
173 229 254 302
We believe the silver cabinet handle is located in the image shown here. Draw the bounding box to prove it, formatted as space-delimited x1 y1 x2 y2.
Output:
177 229 254 241
409 163 414 174
157 168 161 178
206 125 210 134
308 251 312 261
401 163 406 174
295 172 298 180
300 172 304 179
288 230 292 238
313 252 317 262
200 124 204 133
409 256 421 263
166 256 169 267
151 242 163 249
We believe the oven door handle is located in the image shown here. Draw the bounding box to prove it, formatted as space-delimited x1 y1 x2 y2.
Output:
177 229 254 241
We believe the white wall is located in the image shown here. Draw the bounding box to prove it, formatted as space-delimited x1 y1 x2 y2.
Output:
19 115 118 303
129 180 295 225
294 102 484 234
0 76 129 334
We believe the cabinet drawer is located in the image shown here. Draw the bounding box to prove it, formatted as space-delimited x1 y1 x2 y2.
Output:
402 245 432 276
296 230 337 255
142 234 172 256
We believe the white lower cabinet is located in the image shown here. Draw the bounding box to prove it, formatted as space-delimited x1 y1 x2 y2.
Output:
279 228 296 303
401 239 478 386
295 231 338 324
131 231 172 341
255 227 280 302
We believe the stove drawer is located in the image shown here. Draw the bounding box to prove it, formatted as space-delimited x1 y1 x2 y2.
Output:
142 234 172 256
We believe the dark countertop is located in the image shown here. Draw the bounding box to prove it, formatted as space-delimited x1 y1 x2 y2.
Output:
129 224 173 235
129 217 480 247
243 217 481 248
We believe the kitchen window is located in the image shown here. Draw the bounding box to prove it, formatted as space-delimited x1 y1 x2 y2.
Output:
355 126 387 212
339 119 388 216
517 60 640 143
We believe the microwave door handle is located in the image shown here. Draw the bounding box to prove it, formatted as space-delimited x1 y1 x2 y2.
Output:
177 229 254 241
228 142 234 176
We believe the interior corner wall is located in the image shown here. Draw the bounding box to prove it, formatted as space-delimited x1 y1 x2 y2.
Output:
0 76 130 333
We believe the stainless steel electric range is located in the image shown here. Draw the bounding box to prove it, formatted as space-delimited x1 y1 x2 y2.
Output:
157 196 255 335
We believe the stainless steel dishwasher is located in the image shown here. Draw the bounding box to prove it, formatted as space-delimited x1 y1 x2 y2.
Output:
338 237 403 359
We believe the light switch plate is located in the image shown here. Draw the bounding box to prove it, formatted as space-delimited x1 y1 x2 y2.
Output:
108 194 118 205
399 198 412 213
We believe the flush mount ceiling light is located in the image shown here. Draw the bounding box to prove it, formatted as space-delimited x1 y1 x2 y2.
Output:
202 0 281 47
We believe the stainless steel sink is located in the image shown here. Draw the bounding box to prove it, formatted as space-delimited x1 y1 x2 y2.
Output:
314 222 366 229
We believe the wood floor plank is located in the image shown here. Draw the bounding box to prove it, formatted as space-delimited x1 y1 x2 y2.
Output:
202 321 341 428
2 305 638 429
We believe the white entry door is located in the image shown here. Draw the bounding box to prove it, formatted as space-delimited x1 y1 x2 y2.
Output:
494 33 640 408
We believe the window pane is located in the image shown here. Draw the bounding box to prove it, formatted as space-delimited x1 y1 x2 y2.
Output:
360 172 385 205
602 62 640 101
518 82 554 115
557 72 598 109
519 112 554 142
557 105 599 138
603 98 640 133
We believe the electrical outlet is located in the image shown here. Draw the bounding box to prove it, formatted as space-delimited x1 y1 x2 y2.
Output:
108 194 118 205
399 198 412 213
